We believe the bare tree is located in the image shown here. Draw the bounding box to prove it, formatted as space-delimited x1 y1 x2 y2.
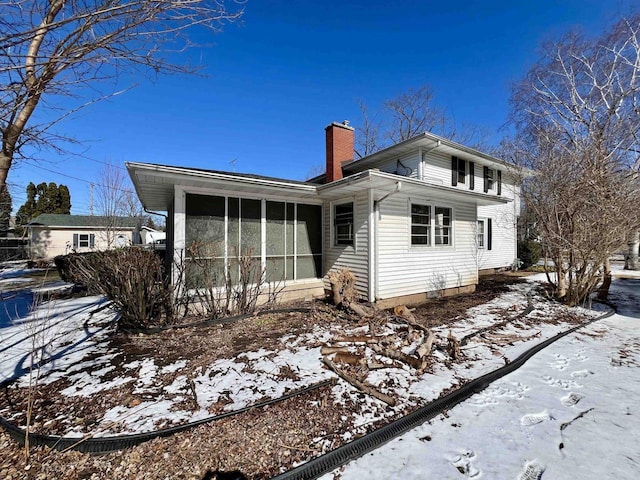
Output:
95 161 143 246
508 13 640 303
355 84 492 157
0 0 244 194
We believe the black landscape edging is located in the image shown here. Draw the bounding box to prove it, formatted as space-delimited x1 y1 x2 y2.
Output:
0 378 336 454
270 306 616 480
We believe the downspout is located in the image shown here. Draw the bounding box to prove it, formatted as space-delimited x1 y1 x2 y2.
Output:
421 140 441 180
372 181 402 301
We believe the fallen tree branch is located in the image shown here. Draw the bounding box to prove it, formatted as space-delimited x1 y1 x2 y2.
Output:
370 344 425 371
322 357 396 406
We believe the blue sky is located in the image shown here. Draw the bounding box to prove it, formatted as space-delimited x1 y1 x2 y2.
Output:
8 0 639 215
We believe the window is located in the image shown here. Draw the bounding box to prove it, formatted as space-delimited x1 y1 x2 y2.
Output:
484 167 502 194
411 204 452 246
411 203 431 245
73 233 95 249
477 220 485 248
451 156 466 185
334 202 354 246
434 207 452 245
486 168 495 191
185 194 322 287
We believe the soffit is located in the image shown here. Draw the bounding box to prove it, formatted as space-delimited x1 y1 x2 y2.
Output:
127 162 318 211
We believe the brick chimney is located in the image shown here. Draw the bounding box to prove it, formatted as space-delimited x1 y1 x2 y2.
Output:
325 121 354 183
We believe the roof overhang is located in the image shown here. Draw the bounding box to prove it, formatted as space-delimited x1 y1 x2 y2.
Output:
126 162 319 212
127 162 511 211
343 132 533 175
318 170 510 206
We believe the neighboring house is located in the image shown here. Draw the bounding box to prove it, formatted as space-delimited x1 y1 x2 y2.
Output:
27 214 139 259
140 226 166 245
127 122 520 307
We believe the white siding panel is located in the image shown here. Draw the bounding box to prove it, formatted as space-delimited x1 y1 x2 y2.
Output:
477 178 519 270
421 150 452 185
324 191 370 298
376 193 478 300
378 152 420 179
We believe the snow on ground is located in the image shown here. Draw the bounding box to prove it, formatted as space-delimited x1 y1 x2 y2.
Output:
321 276 640 480
0 265 629 449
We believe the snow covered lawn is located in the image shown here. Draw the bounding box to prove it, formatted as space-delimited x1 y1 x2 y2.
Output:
2 264 634 479
322 274 640 480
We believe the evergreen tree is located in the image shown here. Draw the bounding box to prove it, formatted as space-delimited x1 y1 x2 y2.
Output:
0 188 11 236
15 181 71 234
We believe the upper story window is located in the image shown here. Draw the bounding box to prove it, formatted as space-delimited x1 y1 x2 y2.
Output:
334 202 354 246
411 203 431 245
483 167 502 194
451 156 475 189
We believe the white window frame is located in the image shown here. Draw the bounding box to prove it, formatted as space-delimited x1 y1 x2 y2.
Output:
486 168 496 192
408 201 454 248
476 219 486 249
456 157 467 185
410 202 431 246
333 200 355 247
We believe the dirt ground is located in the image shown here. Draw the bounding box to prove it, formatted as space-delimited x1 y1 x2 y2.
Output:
1 273 583 480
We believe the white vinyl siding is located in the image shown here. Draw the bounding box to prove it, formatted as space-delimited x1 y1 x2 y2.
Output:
376 193 477 300
378 152 420 179
477 173 520 270
324 192 370 298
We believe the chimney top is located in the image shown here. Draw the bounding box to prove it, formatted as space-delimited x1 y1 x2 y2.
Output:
325 120 354 183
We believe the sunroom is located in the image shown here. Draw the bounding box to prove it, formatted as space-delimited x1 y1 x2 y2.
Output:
126 162 327 303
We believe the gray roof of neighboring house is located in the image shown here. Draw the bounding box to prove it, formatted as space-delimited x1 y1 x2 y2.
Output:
27 214 139 229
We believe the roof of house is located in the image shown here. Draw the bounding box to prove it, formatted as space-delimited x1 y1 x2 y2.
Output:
307 130 532 184
126 161 319 211
27 214 139 229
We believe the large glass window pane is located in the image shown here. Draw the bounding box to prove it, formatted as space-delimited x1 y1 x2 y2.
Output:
266 201 285 256
266 256 285 283
185 194 225 256
297 255 319 279
297 204 322 255
228 197 239 257
285 203 294 255
185 258 226 289
241 198 261 257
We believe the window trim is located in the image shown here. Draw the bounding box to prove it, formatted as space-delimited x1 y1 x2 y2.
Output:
476 219 486 249
410 202 431 246
408 200 454 248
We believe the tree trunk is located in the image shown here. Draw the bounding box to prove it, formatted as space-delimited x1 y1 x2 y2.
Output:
597 257 612 301
0 152 11 195
625 230 639 270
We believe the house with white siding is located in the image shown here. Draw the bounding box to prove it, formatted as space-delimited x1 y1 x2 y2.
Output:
27 214 139 259
127 122 520 307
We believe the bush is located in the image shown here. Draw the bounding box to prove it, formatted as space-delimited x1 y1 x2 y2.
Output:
65 248 172 330
518 240 542 269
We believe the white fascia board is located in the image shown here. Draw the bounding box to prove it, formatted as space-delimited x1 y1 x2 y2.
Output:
344 132 534 175
319 170 510 206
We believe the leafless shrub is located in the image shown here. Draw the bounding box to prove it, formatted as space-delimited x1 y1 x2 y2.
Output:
428 272 447 298
183 242 284 318
72 248 172 330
